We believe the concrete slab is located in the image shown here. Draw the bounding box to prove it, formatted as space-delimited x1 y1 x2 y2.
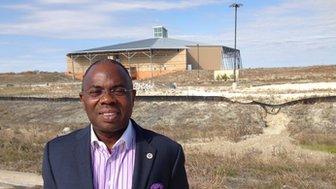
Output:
0 182 15 189
0 170 42 188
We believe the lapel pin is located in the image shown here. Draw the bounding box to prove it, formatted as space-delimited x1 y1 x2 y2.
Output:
146 153 153 159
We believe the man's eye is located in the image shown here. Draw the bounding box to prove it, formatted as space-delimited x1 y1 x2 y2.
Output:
88 90 103 96
113 88 127 95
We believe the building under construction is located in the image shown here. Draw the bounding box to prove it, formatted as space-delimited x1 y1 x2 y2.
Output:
66 26 242 80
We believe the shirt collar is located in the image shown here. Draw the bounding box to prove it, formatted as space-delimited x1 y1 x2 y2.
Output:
90 120 135 150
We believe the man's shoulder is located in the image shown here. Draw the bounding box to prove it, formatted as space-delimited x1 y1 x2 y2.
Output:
47 126 89 148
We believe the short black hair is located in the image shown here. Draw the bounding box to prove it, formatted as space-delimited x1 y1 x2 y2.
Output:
81 59 132 91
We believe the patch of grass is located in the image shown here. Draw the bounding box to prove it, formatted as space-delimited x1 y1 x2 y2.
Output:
186 149 336 188
0 128 46 173
215 164 239 177
0 123 81 173
0 71 75 85
286 102 336 155
301 144 336 154
292 133 336 154
134 101 264 142
0 138 44 173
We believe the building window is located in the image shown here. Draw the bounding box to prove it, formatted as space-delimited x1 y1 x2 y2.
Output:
153 26 168 38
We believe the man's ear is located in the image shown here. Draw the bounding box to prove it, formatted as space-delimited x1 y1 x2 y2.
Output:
79 92 84 103
130 89 136 105
131 90 136 101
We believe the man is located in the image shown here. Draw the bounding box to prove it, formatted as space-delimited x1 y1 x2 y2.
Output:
42 59 189 189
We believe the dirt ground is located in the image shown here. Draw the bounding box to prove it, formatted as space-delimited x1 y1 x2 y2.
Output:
0 66 336 188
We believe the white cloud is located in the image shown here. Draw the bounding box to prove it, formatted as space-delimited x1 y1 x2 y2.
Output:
38 0 91 4
93 0 225 11
241 0 336 44
0 0 226 39
171 1 336 51
35 0 226 10
0 4 38 11
0 4 146 39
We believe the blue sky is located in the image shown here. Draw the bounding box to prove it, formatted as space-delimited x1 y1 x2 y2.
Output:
0 0 335 73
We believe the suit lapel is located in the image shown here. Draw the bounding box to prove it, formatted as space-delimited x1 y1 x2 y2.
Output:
132 120 156 189
75 126 94 189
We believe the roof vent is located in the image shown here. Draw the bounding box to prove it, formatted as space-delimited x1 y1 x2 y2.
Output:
153 26 168 38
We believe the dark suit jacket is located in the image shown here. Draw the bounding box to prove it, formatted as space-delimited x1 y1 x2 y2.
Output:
42 119 189 189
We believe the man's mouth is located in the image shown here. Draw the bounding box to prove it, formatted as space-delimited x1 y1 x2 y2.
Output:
99 111 119 122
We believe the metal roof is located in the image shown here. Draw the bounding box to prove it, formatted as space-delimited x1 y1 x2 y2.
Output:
68 38 203 55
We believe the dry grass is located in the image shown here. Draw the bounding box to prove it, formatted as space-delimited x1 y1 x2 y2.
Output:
2 65 334 88
240 65 336 84
133 101 264 142
0 100 335 188
0 71 75 85
143 65 336 87
0 123 83 174
0 83 81 97
285 102 336 154
186 150 336 188
0 124 53 173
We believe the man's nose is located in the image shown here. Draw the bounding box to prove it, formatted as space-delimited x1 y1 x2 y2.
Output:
99 90 117 104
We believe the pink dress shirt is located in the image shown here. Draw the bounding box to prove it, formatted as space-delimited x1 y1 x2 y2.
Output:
90 120 136 189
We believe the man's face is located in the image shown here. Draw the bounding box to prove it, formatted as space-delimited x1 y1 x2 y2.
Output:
79 63 136 135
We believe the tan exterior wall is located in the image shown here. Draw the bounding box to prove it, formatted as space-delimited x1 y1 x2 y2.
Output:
66 49 187 80
66 54 106 79
187 46 222 70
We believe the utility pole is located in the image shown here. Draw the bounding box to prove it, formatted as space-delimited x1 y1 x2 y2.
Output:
230 3 242 83
197 44 200 79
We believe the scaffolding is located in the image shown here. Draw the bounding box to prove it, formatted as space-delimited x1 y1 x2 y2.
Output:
222 47 242 70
